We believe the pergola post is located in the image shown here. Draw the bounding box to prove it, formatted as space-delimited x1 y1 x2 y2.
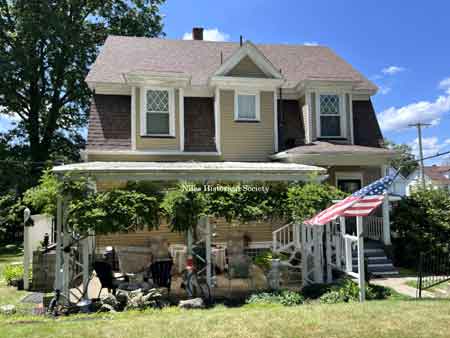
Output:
301 224 307 286
313 226 323 283
381 165 391 246
62 203 70 300
382 192 391 245
81 237 90 300
54 196 63 291
325 223 332 283
356 216 366 302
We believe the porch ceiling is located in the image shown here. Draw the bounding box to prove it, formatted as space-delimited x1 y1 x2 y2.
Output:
52 161 327 182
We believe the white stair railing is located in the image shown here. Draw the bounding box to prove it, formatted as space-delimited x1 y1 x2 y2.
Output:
363 216 383 241
272 223 300 252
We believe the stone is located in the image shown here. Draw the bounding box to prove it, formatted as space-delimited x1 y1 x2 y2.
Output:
0 305 16 315
100 294 119 309
178 298 204 309
99 303 116 313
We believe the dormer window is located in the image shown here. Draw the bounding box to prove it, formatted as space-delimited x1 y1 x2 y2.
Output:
141 87 175 137
234 90 260 121
318 94 345 138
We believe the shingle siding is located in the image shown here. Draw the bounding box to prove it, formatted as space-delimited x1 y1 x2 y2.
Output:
87 94 131 150
353 100 384 147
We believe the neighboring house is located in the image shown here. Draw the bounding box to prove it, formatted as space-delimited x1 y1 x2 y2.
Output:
83 27 396 249
388 167 408 197
406 165 450 194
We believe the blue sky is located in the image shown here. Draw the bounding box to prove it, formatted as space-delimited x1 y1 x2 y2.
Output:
2 0 449 163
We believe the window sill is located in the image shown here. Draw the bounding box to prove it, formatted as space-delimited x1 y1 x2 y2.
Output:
234 119 260 123
317 137 347 140
140 135 176 139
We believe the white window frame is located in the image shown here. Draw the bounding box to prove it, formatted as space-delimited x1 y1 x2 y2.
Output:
316 92 346 138
140 86 176 137
234 90 260 121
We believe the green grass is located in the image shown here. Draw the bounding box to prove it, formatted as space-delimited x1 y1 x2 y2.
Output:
405 279 450 294
0 244 34 314
1 300 450 338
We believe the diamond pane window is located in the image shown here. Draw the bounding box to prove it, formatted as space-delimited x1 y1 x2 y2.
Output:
320 95 340 115
146 89 170 135
319 94 341 137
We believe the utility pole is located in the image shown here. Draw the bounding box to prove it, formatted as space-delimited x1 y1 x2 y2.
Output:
408 122 431 188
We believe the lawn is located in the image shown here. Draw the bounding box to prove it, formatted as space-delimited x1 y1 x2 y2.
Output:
0 245 34 313
0 245 449 338
1 300 450 338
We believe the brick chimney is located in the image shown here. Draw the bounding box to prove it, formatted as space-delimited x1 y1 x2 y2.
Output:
192 27 204 40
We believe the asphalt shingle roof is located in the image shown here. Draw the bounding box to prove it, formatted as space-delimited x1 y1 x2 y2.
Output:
86 36 377 91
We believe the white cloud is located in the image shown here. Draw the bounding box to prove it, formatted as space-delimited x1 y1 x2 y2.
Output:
409 137 450 158
382 66 405 75
303 41 319 46
182 28 230 42
445 139 450 145
439 77 450 94
379 86 391 95
378 77 450 132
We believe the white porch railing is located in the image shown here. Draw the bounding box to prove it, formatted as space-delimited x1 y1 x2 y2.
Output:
272 222 300 252
363 216 383 241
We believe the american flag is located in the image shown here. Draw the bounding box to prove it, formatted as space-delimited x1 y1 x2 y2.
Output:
304 174 395 226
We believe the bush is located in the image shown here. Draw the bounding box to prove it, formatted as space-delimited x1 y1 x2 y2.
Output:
318 279 391 304
23 169 60 216
287 183 346 223
3 263 24 286
253 251 289 271
391 188 450 268
0 193 25 244
246 290 304 306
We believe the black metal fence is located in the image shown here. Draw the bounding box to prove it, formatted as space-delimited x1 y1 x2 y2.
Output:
417 249 450 298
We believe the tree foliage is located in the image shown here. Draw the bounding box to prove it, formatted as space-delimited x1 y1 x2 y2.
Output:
23 169 60 215
0 193 25 243
287 183 347 223
0 0 165 164
391 188 450 267
384 140 417 177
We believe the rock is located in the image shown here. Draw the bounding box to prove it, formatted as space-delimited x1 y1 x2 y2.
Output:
115 290 129 307
0 305 16 315
100 294 119 309
178 298 204 309
98 303 116 313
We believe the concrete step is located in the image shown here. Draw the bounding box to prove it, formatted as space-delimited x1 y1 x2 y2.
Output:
353 257 393 266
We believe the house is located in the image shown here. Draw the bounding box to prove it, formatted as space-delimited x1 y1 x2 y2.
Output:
388 167 408 197
77 27 397 265
406 165 450 194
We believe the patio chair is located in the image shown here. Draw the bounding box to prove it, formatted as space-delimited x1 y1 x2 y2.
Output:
148 258 173 294
93 261 127 297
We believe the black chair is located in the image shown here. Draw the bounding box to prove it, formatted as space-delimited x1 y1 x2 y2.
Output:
149 259 173 293
93 261 127 297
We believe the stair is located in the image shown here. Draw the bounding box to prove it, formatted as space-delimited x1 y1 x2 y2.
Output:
352 241 398 277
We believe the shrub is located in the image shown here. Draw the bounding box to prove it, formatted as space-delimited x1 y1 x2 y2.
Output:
253 251 289 271
391 188 450 268
0 193 25 244
287 183 346 223
318 278 391 304
3 263 24 286
23 169 60 216
246 290 304 306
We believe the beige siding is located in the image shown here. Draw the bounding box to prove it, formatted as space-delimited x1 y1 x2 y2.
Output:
220 90 275 161
87 153 221 162
135 87 180 151
227 56 268 78
96 217 285 248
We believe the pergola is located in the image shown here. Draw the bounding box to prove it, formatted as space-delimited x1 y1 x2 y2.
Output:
51 161 328 300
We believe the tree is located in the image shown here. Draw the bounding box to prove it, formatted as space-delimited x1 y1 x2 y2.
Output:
384 140 417 177
0 0 165 164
